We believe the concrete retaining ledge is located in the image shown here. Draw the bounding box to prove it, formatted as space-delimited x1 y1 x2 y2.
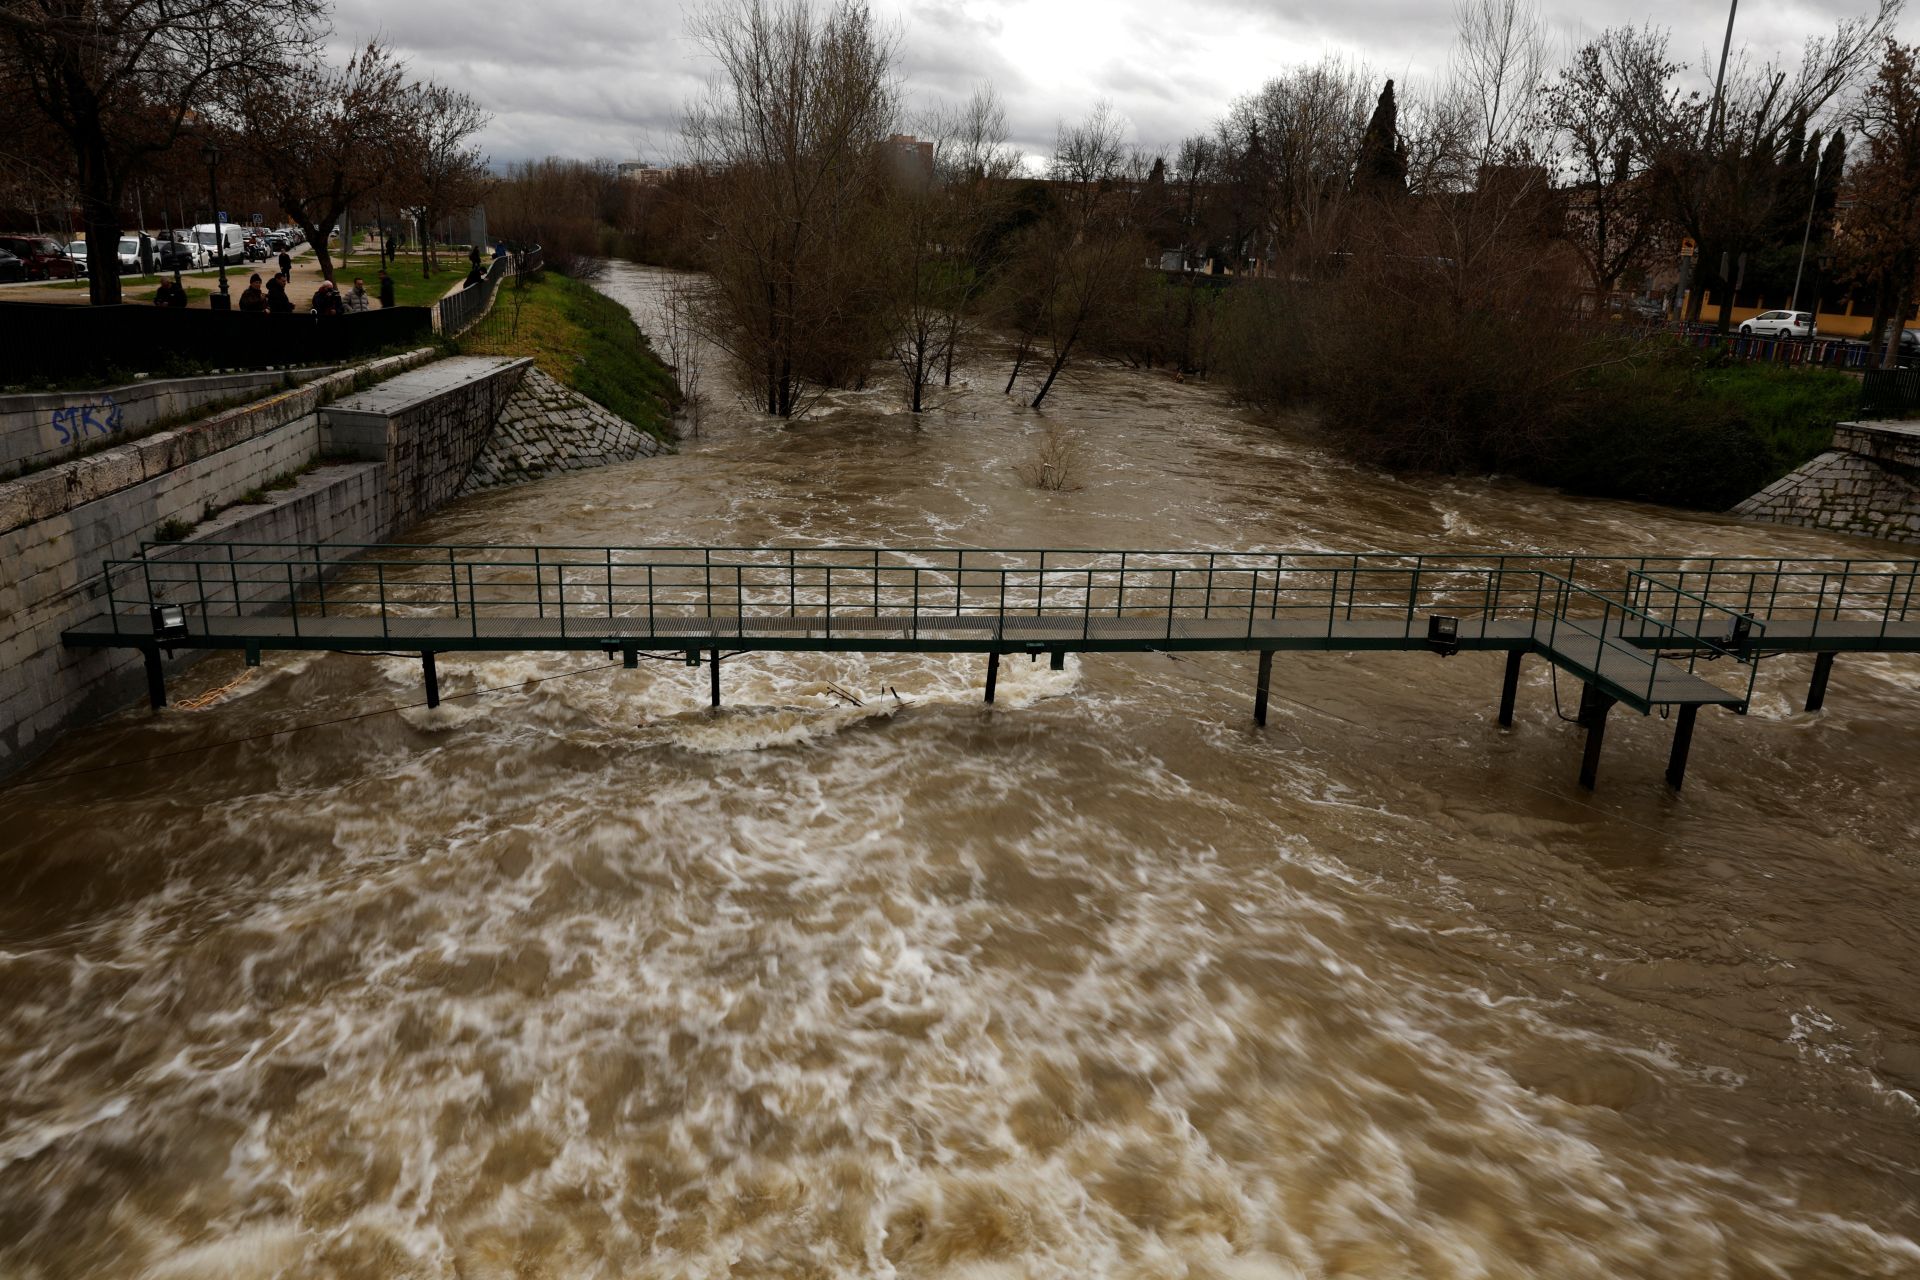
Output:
0 348 438 537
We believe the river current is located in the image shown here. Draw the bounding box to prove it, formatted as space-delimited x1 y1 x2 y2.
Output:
2 261 1918 1278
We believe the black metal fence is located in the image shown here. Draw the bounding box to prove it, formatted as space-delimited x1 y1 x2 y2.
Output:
1674 324 1875 369
433 246 543 339
1860 367 1920 419
0 300 433 383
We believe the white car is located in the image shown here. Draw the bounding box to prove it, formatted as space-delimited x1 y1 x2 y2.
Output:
1740 310 1814 340
115 237 145 272
63 242 90 275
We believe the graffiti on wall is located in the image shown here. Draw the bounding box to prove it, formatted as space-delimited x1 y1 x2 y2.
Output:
49 397 125 447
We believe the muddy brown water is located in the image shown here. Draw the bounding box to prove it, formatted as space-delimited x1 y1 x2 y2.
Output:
2 261 1918 1278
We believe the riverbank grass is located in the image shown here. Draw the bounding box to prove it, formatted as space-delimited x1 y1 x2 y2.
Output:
461 270 678 443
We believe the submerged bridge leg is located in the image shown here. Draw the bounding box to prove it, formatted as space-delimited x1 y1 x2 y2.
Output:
1666 704 1699 790
1254 650 1274 727
1050 649 1065 671
985 652 999 704
709 649 721 708
1497 650 1524 728
1577 683 1614 791
422 651 440 709
143 645 166 710
1805 652 1837 713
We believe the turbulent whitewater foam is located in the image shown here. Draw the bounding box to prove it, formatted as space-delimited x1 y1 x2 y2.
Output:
2 261 1918 1278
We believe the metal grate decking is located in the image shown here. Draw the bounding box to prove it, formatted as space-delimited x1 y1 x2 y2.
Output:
61 543 1920 791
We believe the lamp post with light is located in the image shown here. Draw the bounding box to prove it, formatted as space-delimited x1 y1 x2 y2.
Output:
202 140 230 309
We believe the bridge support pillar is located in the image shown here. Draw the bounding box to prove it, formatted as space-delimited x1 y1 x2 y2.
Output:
710 649 721 708
1050 649 1065 671
143 645 166 710
1254 650 1274 727
422 651 439 709
985 652 999 704
1497 650 1523 727
1666 703 1698 790
1577 684 1614 791
622 646 637 669
1806 652 1836 712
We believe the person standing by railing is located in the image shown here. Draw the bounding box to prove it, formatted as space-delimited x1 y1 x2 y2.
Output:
343 278 370 313
239 273 267 313
377 268 395 309
266 273 294 314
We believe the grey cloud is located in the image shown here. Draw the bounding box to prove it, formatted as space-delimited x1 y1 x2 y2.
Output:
344 0 1917 164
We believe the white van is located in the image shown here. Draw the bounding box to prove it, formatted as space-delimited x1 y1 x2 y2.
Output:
192 223 246 265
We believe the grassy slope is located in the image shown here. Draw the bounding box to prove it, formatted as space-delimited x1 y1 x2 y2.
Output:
462 270 678 443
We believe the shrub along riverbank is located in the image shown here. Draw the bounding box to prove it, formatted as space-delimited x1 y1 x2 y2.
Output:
1206 280 1858 512
460 269 678 444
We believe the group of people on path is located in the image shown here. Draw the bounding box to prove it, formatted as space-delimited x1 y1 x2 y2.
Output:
226 268 395 315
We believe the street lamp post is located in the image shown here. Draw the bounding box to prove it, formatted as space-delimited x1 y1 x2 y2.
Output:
1789 146 1826 315
202 140 230 309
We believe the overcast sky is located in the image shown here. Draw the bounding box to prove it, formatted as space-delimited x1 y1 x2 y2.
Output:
329 0 1920 169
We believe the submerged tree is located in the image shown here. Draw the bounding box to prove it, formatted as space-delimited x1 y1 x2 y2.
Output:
684 0 897 418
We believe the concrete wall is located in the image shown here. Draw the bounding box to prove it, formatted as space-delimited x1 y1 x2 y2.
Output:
1733 420 1920 544
0 368 334 476
321 356 532 530
0 347 527 778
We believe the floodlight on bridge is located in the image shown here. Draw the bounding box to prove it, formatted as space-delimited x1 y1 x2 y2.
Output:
150 603 188 644
1724 613 1754 651
1427 614 1460 657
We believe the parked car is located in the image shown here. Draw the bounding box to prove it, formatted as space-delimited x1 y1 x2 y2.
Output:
155 240 197 271
0 234 83 280
156 229 207 267
0 248 23 283
64 242 90 275
265 232 289 253
1739 310 1814 340
115 236 145 272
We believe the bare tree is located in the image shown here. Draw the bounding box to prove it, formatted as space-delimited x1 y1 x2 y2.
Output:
395 81 490 277
1840 37 1920 367
0 0 321 302
1018 109 1151 409
1543 27 1679 297
1633 0 1901 329
661 279 708 433
683 0 897 418
1453 0 1547 169
235 41 411 283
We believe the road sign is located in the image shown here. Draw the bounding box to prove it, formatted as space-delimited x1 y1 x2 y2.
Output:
218 211 228 223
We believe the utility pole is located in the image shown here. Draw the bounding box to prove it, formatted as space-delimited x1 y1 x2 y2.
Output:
1709 0 1738 148
1789 145 1823 316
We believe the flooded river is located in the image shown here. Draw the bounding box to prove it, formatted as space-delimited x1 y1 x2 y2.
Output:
3 260 1918 1278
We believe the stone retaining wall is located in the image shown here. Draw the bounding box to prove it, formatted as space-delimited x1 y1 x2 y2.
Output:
0 347 492 778
1733 420 1920 544
459 368 669 493
0 367 334 476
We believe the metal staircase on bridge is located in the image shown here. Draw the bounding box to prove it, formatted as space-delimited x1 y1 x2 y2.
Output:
61 544 1920 792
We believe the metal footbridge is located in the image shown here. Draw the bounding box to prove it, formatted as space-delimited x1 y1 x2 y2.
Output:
62 543 1920 790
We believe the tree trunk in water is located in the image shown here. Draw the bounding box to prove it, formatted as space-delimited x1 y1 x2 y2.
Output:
1004 338 1029 395
942 317 957 387
1029 340 1075 409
